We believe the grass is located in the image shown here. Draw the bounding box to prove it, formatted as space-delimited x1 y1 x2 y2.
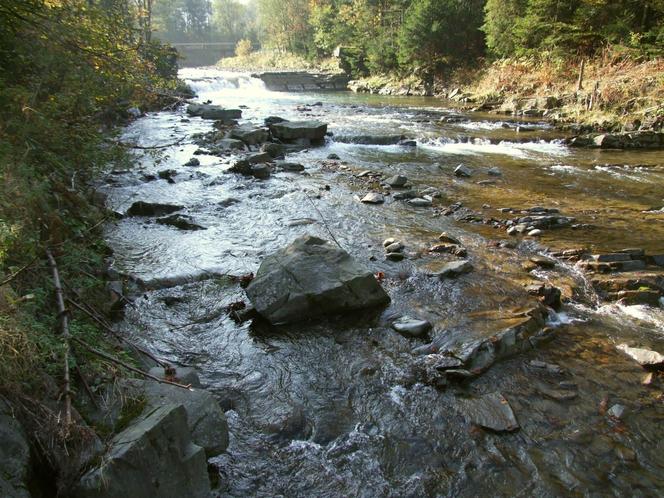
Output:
216 49 343 73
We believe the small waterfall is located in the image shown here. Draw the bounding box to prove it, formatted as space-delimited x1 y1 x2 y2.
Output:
179 67 268 100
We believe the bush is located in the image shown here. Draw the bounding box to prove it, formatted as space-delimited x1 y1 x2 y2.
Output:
235 38 253 57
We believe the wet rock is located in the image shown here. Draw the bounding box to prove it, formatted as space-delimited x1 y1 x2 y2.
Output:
269 120 328 141
385 175 408 187
419 187 442 198
409 198 433 207
250 164 271 179
327 153 340 160
429 244 467 257
214 138 246 151
529 255 556 269
261 142 284 158
399 139 417 147
74 405 211 498
266 405 311 441
157 169 177 181
526 283 562 310
454 164 472 177
487 167 502 176
0 397 31 498
184 157 200 166
247 152 272 164
438 232 461 244
392 316 432 337
383 238 397 247
230 125 270 145
386 252 405 262
393 190 417 200
431 260 473 278
528 229 542 237
412 355 464 387
616 344 664 368
276 161 305 172
459 392 519 432
607 404 627 419
361 192 385 204
535 383 577 401
126 201 183 217
245 235 390 324
264 116 287 126
385 242 404 253
156 214 206 231
187 103 242 121
334 134 404 145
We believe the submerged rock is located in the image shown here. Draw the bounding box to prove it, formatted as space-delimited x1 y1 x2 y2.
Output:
385 175 408 187
74 404 211 498
245 236 390 324
156 214 206 231
126 201 183 217
431 260 473 278
230 125 270 145
458 392 519 432
454 164 473 177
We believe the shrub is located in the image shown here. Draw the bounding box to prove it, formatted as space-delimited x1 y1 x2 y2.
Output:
235 38 253 57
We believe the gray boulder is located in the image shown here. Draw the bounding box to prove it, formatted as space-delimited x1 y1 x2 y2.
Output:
617 344 664 368
0 398 30 498
187 103 241 121
454 164 472 177
74 404 211 498
269 121 328 141
230 125 270 145
245 236 390 324
126 201 183 217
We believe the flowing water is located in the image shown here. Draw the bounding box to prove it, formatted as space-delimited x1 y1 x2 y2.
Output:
102 68 664 497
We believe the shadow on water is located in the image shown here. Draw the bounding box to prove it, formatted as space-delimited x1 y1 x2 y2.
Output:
102 68 664 497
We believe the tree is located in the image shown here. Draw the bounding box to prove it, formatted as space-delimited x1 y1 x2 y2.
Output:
483 0 527 56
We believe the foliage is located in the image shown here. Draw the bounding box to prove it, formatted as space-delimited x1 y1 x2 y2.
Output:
235 38 253 57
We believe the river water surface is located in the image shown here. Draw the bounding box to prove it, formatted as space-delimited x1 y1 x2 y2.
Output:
102 68 664 497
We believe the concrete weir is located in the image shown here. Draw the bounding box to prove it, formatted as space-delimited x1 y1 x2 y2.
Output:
251 71 350 91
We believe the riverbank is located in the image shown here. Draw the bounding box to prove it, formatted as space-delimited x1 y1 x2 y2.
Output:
347 50 664 133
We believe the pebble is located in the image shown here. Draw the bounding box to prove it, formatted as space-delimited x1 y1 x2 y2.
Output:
385 242 404 253
528 229 543 236
409 198 432 207
385 175 408 187
386 252 405 262
454 164 472 177
383 238 397 247
361 192 385 204
607 404 627 419
392 316 432 336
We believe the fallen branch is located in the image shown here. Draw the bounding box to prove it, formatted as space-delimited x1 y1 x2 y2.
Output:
66 297 167 368
45 249 72 429
71 336 191 390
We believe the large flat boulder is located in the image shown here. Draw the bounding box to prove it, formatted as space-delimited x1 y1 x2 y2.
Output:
230 125 270 145
245 236 390 324
74 404 211 498
186 103 242 121
0 398 31 498
269 121 328 141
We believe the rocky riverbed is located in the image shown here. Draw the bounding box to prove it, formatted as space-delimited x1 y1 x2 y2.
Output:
79 68 664 497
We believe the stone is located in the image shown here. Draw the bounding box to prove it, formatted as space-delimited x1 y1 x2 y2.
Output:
526 283 562 310
399 139 417 147
385 242 404 253
393 190 418 200
156 214 206 231
529 255 556 269
383 238 397 247
528 229 543 237
335 134 404 145
186 103 242 121
276 161 305 172
386 252 405 262
74 404 211 498
264 116 287 126
487 167 502 176
134 380 229 456
438 232 460 244
419 187 442 198
247 152 272 164
184 157 200 166
432 260 473 278
245 236 390 324
361 193 385 204
250 164 271 179
459 392 519 432
409 198 432 207
261 142 284 158
385 175 408 187
0 398 31 498
616 344 664 368
392 316 432 337
230 125 270 145
269 121 328 141
126 201 183 217
327 153 341 160
429 244 467 257
214 138 246 151
607 404 626 419
593 253 632 263
454 164 472 177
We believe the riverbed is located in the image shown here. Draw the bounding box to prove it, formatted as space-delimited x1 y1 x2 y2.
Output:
101 68 664 497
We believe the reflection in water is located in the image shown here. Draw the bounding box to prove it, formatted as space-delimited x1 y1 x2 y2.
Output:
103 69 664 497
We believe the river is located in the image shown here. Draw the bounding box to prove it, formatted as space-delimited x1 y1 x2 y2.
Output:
101 67 664 497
